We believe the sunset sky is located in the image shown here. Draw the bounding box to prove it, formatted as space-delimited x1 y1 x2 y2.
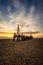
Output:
0 0 43 38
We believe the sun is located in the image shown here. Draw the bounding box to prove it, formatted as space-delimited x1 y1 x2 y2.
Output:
0 33 14 39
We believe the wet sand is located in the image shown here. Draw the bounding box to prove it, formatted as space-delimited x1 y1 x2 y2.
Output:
0 38 43 65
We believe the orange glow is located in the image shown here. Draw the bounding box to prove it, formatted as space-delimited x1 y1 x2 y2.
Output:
0 32 14 39
0 32 43 39
31 33 43 38
23 33 43 38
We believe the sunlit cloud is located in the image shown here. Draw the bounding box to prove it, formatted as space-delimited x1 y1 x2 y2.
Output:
0 5 42 32
0 0 43 38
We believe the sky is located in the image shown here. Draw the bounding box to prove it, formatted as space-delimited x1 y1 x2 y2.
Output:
0 0 43 38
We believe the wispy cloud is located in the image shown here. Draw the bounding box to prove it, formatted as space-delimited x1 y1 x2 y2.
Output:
0 4 43 34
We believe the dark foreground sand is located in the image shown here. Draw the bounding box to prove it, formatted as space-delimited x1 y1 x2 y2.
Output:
0 38 43 65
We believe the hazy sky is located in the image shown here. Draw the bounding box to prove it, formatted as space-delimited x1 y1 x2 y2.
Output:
0 0 43 38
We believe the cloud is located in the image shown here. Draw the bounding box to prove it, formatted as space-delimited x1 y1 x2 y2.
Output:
0 4 43 33
0 11 15 32
7 6 11 14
